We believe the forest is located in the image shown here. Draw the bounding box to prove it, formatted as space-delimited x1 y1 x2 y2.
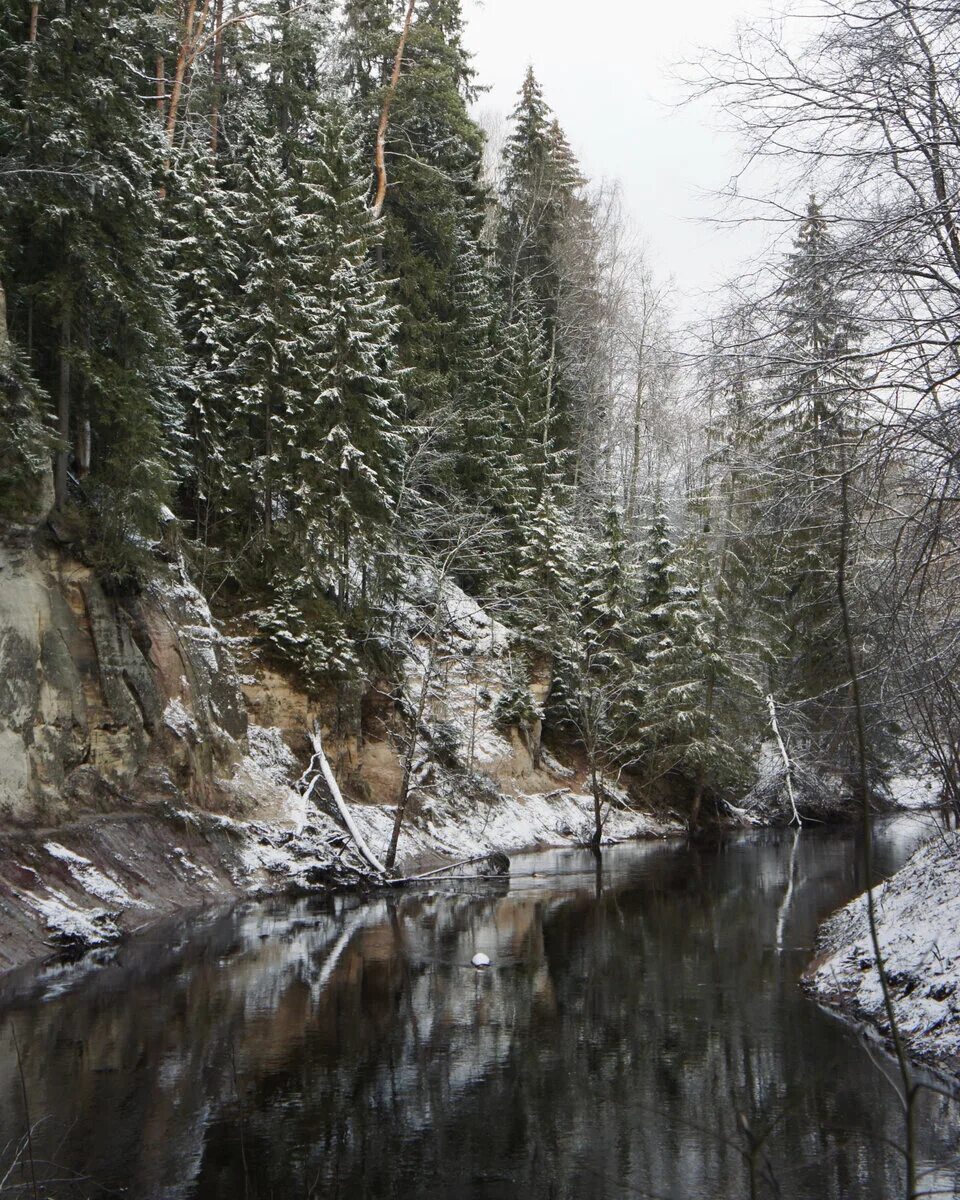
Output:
1 0 958 837
2 2 960 1198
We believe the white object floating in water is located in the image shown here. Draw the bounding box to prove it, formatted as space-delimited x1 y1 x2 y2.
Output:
471 953 491 968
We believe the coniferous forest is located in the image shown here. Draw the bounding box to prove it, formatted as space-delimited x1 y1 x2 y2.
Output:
2 4 960 1193
6 0 956 825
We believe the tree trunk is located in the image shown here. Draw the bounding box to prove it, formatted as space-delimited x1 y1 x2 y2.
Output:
263 392 273 537
371 0 416 220
837 445 917 1200
166 0 198 150
24 2 39 134
626 340 646 526
0 275 10 365
305 729 385 874
767 693 802 826
55 305 71 512
688 768 705 834
589 758 603 848
385 644 435 871
209 0 224 153
688 665 716 833
155 54 165 116
542 324 556 466
75 418 91 479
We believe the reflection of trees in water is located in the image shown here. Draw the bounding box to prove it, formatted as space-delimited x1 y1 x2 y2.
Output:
0 827 957 1199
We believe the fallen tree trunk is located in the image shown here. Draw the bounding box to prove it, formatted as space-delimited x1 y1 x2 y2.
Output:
304 728 386 875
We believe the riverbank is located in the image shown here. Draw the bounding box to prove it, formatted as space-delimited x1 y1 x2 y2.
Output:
0 778 679 977
805 822 960 1083
0 535 678 977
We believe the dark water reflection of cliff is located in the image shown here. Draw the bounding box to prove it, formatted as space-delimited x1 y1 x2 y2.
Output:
0 816 958 1199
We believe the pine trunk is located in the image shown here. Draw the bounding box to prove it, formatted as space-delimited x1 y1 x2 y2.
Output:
209 0 224 154
0 276 10 365
371 0 416 219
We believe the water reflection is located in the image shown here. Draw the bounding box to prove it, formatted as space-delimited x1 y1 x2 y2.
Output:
0 815 957 1199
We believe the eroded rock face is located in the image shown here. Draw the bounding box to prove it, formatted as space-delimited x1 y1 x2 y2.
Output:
0 540 247 826
0 540 628 976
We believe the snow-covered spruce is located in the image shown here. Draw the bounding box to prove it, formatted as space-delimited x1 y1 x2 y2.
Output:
806 829 960 1079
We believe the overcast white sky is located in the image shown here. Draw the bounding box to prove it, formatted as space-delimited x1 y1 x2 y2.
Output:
462 0 781 322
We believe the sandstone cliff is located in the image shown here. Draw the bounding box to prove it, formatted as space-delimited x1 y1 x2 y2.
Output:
0 534 670 975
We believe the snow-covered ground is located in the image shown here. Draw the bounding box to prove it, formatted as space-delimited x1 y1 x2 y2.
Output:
227 719 676 887
808 826 960 1079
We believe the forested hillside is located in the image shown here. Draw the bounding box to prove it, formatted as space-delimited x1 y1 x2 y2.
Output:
0 0 957 834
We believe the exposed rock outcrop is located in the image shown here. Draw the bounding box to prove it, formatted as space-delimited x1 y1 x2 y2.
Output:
0 536 675 976
0 541 245 826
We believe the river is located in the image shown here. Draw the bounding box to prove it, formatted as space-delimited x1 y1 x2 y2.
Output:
0 815 956 1198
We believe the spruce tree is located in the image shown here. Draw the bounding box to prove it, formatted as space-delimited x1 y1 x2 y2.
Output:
637 510 760 815
763 197 867 772
0 0 181 580
547 505 641 844
166 149 242 564
499 67 590 463
260 111 406 687
293 112 405 612
218 123 321 558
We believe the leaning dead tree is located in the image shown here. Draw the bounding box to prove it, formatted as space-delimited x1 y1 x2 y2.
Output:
302 727 386 875
766 695 802 826
371 0 416 220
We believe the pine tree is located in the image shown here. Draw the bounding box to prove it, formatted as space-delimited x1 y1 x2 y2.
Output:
261 0 334 155
342 0 395 104
343 0 487 421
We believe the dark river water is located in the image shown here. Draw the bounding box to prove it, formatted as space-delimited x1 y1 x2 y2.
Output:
0 815 957 1199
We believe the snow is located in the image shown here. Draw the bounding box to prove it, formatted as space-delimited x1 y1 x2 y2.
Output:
333 782 673 867
399 577 531 776
884 767 942 810
809 827 960 1077
43 842 141 908
227 724 309 833
23 888 123 950
539 748 575 779
246 724 298 787
167 847 220 886
163 697 199 740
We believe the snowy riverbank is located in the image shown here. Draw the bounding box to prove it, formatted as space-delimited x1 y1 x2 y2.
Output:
0 758 679 978
806 823 960 1081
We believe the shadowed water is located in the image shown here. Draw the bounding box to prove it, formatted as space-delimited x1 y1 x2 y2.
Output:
0 815 957 1199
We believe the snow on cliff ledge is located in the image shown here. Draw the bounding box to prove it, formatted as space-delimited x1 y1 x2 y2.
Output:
808 828 960 1078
